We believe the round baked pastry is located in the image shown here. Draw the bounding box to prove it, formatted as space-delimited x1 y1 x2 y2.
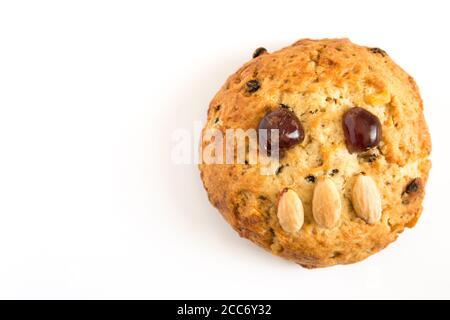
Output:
199 38 431 268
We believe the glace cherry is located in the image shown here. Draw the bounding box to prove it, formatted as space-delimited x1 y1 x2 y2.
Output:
342 107 382 153
258 108 304 157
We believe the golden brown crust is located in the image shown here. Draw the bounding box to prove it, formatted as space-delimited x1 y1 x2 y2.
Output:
199 38 431 268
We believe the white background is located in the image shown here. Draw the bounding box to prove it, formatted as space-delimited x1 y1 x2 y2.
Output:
0 0 449 299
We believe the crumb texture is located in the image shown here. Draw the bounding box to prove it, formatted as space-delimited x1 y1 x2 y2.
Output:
199 38 431 268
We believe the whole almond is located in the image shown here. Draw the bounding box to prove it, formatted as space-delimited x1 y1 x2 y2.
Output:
352 175 382 224
312 177 342 228
277 189 304 233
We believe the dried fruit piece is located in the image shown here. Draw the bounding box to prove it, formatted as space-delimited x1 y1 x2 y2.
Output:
246 80 260 93
405 178 420 194
277 189 304 233
329 169 339 176
352 175 382 224
369 47 387 57
401 178 422 205
275 165 284 175
305 175 316 183
258 108 305 157
252 47 267 58
312 177 342 228
342 107 382 153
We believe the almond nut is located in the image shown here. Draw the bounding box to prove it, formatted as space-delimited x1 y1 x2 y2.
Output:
277 189 304 233
352 175 382 224
312 177 342 228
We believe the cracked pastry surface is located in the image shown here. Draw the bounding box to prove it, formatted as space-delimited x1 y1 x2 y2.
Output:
199 38 431 268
